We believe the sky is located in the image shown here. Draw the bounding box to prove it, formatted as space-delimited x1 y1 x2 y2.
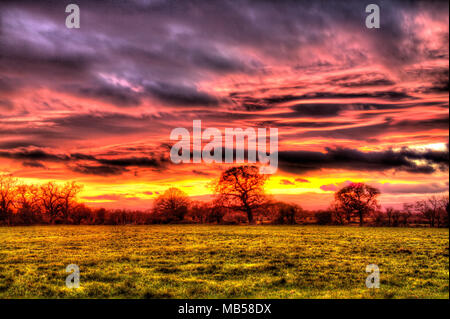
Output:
0 0 448 210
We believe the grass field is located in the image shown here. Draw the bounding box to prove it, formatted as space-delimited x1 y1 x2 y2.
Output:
0 225 448 299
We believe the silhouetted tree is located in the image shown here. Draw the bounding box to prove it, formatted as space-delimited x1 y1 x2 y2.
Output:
401 203 413 226
188 201 209 223
371 210 385 226
212 165 268 224
415 196 444 227
69 203 92 224
270 202 301 224
385 207 394 226
329 202 346 225
440 195 449 227
153 187 190 222
39 182 63 223
315 211 333 225
428 196 442 227
187 201 225 224
60 181 83 220
16 184 41 224
334 183 380 226
0 174 18 222
391 209 401 227
208 200 226 224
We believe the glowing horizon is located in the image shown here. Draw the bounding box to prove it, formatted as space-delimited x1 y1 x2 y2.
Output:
0 1 448 211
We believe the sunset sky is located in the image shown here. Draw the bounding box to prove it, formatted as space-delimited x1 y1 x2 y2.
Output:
0 0 448 210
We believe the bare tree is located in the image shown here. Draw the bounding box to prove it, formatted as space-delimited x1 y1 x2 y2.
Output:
334 183 380 226
371 210 385 226
428 196 442 227
39 182 64 223
208 200 227 224
415 199 432 227
270 202 301 224
188 201 208 223
188 201 225 224
329 202 346 225
60 181 82 220
401 203 413 226
415 196 448 227
153 187 190 222
212 165 268 224
439 195 449 227
16 184 40 224
0 174 18 222
391 209 401 227
385 207 394 226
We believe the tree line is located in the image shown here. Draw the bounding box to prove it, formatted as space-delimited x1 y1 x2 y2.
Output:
1 167 448 227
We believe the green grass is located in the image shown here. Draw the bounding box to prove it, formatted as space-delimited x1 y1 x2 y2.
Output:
0 225 448 299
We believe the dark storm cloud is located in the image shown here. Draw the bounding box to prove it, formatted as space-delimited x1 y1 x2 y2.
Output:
0 0 258 108
254 119 353 129
46 112 163 135
231 91 416 113
0 112 162 147
421 69 449 94
74 151 169 170
0 47 93 82
278 147 449 174
145 82 220 107
1 0 446 108
338 79 396 88
117 42 250 74
71 164 129 176
22 161 46 168
69 154 168 175
289 102 413 118
290 104 347 117
283 91 415 102
0 149 69 162
74 86 142 107
188 47 254 73
0 147 168 175
69 153 96 161
298 117 449 140
0 140 41 149
96 156 165 168
192 169 212 176
326 73 396 88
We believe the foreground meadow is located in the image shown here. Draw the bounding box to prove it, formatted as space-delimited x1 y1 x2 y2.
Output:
0 225 448 299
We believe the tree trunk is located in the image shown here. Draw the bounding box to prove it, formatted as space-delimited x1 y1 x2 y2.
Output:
346 213 351 224
246 207 254 224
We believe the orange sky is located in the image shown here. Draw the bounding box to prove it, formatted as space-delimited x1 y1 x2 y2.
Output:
0 1 448 210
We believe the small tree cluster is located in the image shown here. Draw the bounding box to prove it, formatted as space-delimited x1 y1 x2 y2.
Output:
414 195 449 227
2 172 447 227
333 183 380 226
1 174 82 225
